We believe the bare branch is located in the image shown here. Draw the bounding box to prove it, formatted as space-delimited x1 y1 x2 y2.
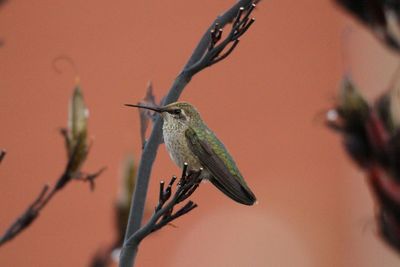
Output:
75 167 107 191
185 3 257 75
213 39 240 65
0 185 49 245
185 0 259 67
0 86 104 247
121 1 259 266
0 144 103 247
124 165 202 250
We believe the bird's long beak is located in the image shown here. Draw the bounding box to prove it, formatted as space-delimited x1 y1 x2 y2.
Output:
124 104 165 113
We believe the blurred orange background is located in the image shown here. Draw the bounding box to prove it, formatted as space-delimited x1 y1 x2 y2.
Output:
1 0 399 266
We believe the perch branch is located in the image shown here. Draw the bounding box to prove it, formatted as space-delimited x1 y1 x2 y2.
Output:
125 164 202 252
121 1 259 266
184 3 256 75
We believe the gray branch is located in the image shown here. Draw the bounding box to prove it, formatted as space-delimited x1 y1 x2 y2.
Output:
124 166 202 257
120 1 258 266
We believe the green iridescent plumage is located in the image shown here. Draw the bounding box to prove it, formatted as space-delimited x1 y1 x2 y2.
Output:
125 101 257 205
185 126 256 205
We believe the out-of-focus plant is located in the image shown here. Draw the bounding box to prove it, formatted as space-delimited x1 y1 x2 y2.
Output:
332 0 400 251
0 0 7 8
334 0 400 52
90 155 136 267
0 149 5 164
0 83 104 247
59 85 98 190
116 156 137 245
0 0 8 47
327 74 400 251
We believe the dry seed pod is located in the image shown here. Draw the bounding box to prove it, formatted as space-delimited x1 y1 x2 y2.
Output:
67 85 89 174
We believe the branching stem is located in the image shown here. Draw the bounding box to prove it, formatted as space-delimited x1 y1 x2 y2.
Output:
120 1 259 266
0 134 104 247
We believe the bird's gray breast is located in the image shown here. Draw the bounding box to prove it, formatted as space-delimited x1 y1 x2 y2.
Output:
162 121 203 171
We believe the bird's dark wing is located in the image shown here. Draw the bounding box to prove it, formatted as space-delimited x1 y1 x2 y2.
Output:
185 127 256 205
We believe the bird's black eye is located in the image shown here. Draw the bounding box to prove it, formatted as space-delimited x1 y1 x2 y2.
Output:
172 109 181 115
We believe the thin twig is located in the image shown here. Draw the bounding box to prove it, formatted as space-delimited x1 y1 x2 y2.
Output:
120 2 259 266
185 4 257 75
124 165 202 250
75 167 107 191
0 136 103 247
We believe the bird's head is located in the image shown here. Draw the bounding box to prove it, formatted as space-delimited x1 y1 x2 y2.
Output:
125 101 201 126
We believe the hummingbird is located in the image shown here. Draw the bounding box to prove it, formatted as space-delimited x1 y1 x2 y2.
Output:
125 101 257 205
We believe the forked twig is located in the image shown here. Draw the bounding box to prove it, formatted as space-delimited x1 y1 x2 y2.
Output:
125 163 202 249
121 1 259 266
185 3 257 75
0 137 103 247
0 87 104 247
